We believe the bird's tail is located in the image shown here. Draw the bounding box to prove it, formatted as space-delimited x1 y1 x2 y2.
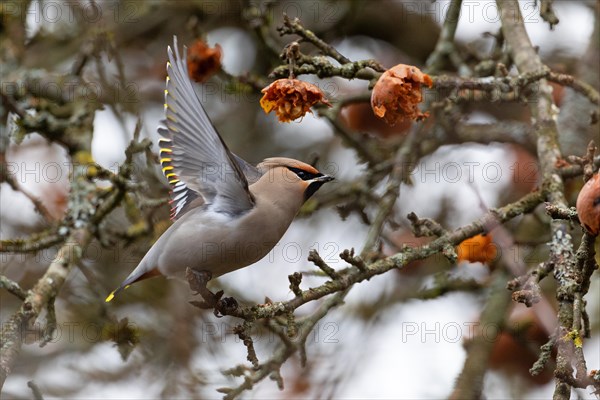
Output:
105 267 162 302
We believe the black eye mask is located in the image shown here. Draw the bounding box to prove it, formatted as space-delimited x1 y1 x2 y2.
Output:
287 166 323 181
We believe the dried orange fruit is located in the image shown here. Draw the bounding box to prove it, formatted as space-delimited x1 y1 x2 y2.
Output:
260 79 331 122
341 103 411 139
371 64 432 126
187 40 222 83
576 173 600 235
456 233 498 264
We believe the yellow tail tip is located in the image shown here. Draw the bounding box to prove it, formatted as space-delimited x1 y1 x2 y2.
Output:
105 285 130 302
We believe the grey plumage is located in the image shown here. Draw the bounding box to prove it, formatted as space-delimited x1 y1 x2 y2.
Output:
105 37 333 302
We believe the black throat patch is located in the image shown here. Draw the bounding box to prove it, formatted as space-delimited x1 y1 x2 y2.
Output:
304 181 325 201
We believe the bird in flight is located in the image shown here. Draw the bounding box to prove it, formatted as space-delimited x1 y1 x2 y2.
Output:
106 37 334 304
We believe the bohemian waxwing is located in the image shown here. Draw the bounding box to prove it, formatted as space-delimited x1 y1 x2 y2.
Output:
105 37 334 302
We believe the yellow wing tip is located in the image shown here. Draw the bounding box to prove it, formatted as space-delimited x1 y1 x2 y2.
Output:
105 291 116 302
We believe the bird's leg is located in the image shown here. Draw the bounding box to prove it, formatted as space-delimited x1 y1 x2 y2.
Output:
185 268 238 317
186 268 218 299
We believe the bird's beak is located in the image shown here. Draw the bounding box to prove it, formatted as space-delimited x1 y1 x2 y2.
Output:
304 175 334 201
314 175 335 183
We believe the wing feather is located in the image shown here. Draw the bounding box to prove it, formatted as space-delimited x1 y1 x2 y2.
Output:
162 36 255 216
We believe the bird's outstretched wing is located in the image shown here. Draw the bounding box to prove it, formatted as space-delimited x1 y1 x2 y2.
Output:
105 37 262 303
160 36 256 218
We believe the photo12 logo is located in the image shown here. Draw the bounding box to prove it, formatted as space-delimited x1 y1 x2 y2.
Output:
399 321 524 344
2 79 139 106
1 1 139 24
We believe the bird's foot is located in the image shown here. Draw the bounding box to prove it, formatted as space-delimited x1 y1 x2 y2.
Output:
186 268 238 317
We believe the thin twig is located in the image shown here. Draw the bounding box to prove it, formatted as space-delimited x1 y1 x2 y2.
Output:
0 275 28 300
540 0 560 30
27 380 45 400
425 0 464 74
2 173 55 221
278 14 351 64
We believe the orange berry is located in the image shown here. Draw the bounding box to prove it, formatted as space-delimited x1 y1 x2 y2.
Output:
456 233 498 264
341 103 412 139
187 40 222 83
488 307 555 385
576 173 600 235
371 64 432 126
260 79 331 122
